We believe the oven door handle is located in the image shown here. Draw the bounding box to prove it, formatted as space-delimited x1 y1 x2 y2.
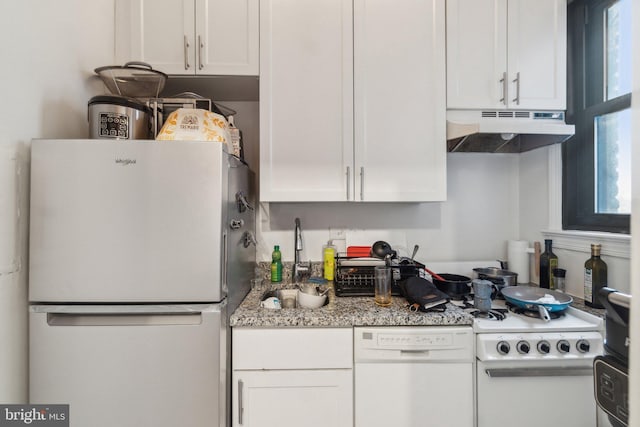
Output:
485 367 593 378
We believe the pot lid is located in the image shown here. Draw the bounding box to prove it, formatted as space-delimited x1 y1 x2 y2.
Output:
95 61 167 98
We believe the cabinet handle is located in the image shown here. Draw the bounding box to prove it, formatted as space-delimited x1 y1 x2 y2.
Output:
499 72 507 105
238 379 244 425
198 35 204 70
360 167 364 201
184 35 190 70
346 166 351 200
512 72 520 105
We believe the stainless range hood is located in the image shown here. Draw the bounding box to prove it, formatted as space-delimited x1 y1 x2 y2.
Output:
446 109 575 153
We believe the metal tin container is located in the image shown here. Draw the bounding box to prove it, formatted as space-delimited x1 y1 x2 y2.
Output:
88 95 152 140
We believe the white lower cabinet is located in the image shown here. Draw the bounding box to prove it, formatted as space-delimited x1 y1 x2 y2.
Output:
233 370 352 427
232 328 353 427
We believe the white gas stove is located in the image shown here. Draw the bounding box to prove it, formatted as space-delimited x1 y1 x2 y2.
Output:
426 261 604 427
468 298 604 427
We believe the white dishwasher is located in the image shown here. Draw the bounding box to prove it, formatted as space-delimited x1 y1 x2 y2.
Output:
354 326 474 427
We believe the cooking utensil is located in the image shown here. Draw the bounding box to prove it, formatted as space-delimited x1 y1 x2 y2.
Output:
88 95 152 140
424 267 446 282
473 267 518 288
472 279 493 313
501 286 573 322
95 61 168 98
410 244 419 260
370 241 397 259
433 274 472 299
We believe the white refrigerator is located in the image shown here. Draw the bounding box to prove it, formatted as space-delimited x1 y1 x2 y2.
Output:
28 139 255 427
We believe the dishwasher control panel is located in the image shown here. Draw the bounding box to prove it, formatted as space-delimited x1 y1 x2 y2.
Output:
354 326 474 362
375 332 453 347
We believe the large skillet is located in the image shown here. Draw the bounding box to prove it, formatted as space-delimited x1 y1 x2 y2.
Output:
501 286 572 322
433 274 472 299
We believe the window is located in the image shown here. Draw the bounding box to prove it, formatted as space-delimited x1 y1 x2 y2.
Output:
563 0 632 233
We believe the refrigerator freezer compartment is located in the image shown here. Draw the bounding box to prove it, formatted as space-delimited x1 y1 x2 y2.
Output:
30 303 227 427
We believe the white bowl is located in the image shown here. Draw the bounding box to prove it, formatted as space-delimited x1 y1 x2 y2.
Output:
297 290 327 309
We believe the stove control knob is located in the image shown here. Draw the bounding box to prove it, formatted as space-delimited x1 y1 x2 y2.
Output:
497 341 511 355
557 340 571 353
537 340 551 354
576 339 591 353
516 340 530 354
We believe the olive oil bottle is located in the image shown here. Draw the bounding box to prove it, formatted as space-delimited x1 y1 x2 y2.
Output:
539 239 558 289
584 244 607 308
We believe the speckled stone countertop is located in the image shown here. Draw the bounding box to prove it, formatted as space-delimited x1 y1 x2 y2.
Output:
230 265 604 327
569 295 607 318
230 281 474 328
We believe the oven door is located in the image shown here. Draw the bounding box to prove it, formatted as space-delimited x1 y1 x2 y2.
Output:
477 360 597 427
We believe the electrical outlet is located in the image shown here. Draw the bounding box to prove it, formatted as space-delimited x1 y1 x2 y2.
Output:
329 228 346 240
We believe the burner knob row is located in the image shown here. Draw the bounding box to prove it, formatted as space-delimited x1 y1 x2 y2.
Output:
495 339 592 355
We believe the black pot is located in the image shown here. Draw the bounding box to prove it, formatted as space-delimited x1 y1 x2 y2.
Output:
433 274 471 299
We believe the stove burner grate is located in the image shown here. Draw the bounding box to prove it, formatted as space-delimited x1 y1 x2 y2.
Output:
506 302 566 320
456 301 508 320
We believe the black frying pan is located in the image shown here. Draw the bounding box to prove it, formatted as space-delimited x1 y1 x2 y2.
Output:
433 274 472 299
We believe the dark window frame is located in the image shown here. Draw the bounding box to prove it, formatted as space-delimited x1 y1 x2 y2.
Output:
563 0 631 234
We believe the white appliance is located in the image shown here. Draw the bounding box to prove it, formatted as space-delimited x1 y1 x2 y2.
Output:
354 326 474 427
471 299 604 427
28 139 256 427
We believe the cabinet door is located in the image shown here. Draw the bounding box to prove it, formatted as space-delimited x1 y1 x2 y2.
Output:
232 370 353 427
196 0 259 75
354 0 446 201
259 0 354 202
115 0 195 75
446 0 508 109
507 0 567 110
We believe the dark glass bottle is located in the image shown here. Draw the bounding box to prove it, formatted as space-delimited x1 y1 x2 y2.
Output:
539 239 558 289
584 244 607 308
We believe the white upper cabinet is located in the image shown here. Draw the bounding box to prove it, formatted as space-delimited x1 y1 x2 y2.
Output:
115 0 259 76
447 0 567 110
260 0 446 202
354 0 446 202
259 0 354 202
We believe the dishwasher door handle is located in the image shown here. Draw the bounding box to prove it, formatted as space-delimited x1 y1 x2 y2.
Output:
485 367 593 378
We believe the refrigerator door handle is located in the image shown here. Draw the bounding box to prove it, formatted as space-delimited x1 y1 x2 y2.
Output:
238 379 244 425
46 312 203 327
222 232 228 293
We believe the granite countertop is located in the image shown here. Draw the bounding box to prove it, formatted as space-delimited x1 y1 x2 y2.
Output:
569 295 606 318
230 281 474 328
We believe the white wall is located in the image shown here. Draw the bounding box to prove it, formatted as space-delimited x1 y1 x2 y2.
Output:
0 0 116 402
255 153 521 265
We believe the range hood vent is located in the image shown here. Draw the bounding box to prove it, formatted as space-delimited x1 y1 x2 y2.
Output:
447 109 575 153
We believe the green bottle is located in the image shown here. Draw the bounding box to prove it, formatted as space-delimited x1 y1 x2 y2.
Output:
271 245 282 283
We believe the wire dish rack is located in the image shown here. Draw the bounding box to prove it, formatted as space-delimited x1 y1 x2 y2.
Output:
334 255 425 297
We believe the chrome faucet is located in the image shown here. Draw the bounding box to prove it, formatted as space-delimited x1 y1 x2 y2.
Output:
293 217 310 283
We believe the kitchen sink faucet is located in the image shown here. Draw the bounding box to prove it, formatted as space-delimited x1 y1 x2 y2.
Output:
293 218 310 283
